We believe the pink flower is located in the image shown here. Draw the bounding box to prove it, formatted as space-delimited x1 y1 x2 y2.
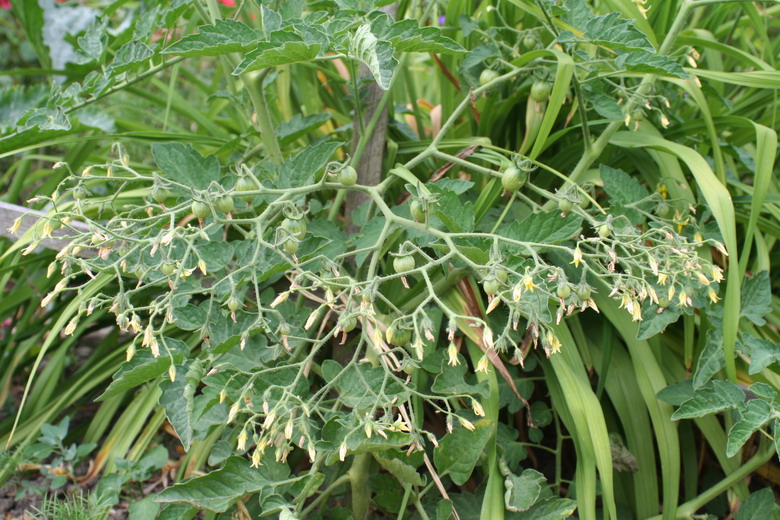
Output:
1 0 10 10
218 0 235 6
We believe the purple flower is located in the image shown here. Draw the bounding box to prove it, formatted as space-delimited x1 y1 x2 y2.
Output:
439 15 446 25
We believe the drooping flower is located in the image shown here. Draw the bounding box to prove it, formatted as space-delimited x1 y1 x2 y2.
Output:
570 247 584 268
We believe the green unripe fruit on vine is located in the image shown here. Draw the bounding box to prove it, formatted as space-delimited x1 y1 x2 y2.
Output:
73 186 89 200
341 316 357 333
556 284 572 299
336 165 357 186
160 262 176 276
501 166 527 193
410 199 427 223
282 218 307 240
278 322 291 336
656 201 671 218
283 239 299 255
522 36 537 50
657 296 670 309
227 296 242 312
235 176 257 203
530 80 551 102
579 196 590 209
394 255 415 274
558 199 574 213
576 285 592 300
191 201 210 219
385 323 411 346
216 195 234 213
483 278 500 295
479 68 500 86
152 187 171 203
598 224 611 238
495 268 509 284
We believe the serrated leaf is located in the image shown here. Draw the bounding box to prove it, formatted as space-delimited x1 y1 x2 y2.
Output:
656 380 694 406
431 359 490 398
432 187 474 233
739 335 780 374
233 40 321 75
25 107 71 131
0 84 48 132
434 419 492 485
163 19 258 57
672 380 744 420
498 211 582 246
111 41 154 74
159 360 205 452
748 382 776 401
376 455 424 486
98 338 188 400
369 13 466 54
275 113 330 145
322 360 408 410
349 23 396 90
693 328 724 389
741 271 771 326
277 139 342 188
726 399 772 457
615 52 687 78
155 457 289 512
734 488 780 520
636 304 682 340
152 142 220 190
562 1 653 52
600 164 649 207
514 497 578 519
504 469 545 511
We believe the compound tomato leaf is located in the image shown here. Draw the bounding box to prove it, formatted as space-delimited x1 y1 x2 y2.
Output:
726 399 772 457
434 419 492 485
162 19 259 57
671 380 744 420
504 469 545 511
98 337 188 401
152 142 220 190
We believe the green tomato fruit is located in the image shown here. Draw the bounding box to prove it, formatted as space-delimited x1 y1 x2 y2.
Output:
283 239 299 255
216 195 234 213
495 268 509 284
578 196 590 209
483 278 500 295
341 316 357 333
385 323 411 346
530 80 551 102
556 284 572 299
656 201 671 218
576 285 592 300
152 187 171 203
235 176 258 203
278 322 291 336
336 165 357 186
598 224 611 238
393 255 415 274
410 199 427 223
501 166 527 193
282 218 307 240
479 68 500 86
227 296 242 312
160 262 176 276
191 201 210 219
657 296 670 309
522 36 537 50
558 199 574 213
73 186 89 200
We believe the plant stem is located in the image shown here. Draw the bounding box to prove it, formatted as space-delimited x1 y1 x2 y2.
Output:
299 473 352 517
349 453 373 520
245 70 283 163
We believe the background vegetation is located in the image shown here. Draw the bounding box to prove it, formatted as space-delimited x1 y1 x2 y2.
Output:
0 0 778 519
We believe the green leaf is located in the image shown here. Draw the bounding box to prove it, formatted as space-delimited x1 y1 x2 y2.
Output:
748 382 776 401
171 304 207 331
375 455 424 487
275 113 331 145
498 211 582 246
11 0 50 67
656 380 694 406
431 359 490 398
636 305 682 340
740 334 780 374
514 497 578 519
431 187 474 233
152 142 220 190
162 19 259 57
693 329 724 389
159 360 205 452
155 504 198 520
504 469 545 511
734 488 780 520
740 271 771 326
562 1 654 53
726 399 772 457
321 360 409 410
233 40 321 75
436 500 454 520
600 164 649 208
349 24 397 90
280 140 342 188
129 497 160 520
111 41 154 74
98 338 188 401
433 419 492 485
369 13 466 54
672 380 744 420
615 52 687 78
774 420 780 461
155 457 289 512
